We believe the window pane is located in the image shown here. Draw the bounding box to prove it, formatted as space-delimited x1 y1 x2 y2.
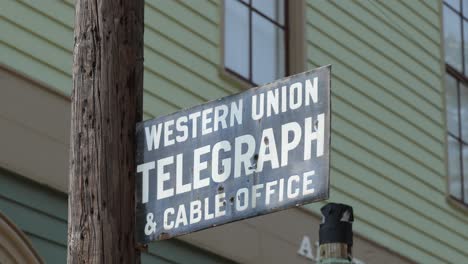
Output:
448 136 462 199
464 20 468 74
461 83 468 142
446 74 460 137
463 0 468 14
252 14 285 85
464 143 468 203
447 0 461 12
224 0 249 78
444 6 463 71
252 0 285 25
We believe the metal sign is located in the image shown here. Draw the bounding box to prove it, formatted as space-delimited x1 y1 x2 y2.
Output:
135 65 331 244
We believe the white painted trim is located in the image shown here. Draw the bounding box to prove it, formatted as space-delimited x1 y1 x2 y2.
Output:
0 66 70 192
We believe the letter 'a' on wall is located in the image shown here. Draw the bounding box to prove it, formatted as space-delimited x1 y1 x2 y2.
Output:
135 66 331 244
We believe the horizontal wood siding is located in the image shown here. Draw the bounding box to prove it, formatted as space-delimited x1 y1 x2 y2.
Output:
0 0 242 119
2 0 468 263
0 168 235 263
0 0 240 261
306 0 468 263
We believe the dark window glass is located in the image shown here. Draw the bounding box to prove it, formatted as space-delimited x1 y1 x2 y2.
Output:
252 13 285 85
446 74 459 137
444 5 462 71
445 72 468 204
444 0 468 205
224 0 287 85
463 144 468 203
224 0 249 78
461 83 468 142
464 20 468 71
448 135 462 200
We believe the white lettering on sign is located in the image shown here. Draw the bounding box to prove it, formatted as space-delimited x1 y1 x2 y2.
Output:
137 162 155 204
250 77 318 120
193 145 210 190
157 156 174 200
139 116 325 203
144 100 243 151
212 141 231 183
136 68 331 243
159 170 317 229
234 134 256 178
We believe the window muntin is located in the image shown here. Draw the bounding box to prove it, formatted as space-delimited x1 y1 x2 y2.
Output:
224 0 287 86
446 0 461 12
444 0 468 205
445 71 468 204
251 0 285 25
252 13 285 84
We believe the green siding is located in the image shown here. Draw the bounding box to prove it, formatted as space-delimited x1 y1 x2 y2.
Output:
1 0 468 263
0 0 242 118
0 168 235 264
305 0 468 263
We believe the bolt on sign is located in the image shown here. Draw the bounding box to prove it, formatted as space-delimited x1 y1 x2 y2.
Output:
135 65 331 244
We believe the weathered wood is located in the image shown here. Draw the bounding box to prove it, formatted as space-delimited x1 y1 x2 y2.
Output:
68 0 144 263
319 243 350 260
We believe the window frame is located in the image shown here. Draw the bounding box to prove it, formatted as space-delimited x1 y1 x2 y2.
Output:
443 0 467 74
220 0 306 89
443 0 468 207
446 65 468 206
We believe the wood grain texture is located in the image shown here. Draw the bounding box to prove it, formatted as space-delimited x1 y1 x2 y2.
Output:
0 168 237 264
67 0 144 263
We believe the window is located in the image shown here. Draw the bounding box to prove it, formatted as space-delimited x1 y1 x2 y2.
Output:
443 0 468 205
224 0 287 86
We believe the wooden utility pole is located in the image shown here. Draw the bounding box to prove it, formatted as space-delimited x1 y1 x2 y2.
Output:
68 0 144 263
319 203 354 264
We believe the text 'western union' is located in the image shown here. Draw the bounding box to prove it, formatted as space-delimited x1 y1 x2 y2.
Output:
136 76 325 230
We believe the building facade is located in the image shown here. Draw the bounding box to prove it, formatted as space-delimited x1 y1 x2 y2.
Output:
1 0 467 263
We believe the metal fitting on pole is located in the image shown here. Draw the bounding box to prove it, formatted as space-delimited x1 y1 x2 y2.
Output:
318 203 354 264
